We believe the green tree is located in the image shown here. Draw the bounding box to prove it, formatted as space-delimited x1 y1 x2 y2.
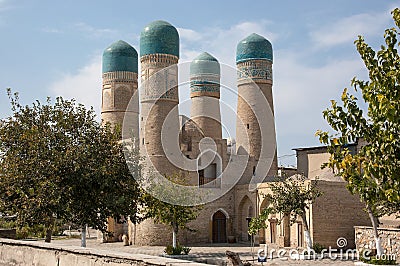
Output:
316 8 400 256
250 175 321 250
0 90 143 245
144 172 202 248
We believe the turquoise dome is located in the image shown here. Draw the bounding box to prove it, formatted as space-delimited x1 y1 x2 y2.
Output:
190 52 220 75
102 40 138 73
140 20 179 57
236 33 273 63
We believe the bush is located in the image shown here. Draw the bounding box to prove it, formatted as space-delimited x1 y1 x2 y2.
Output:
0 218 17 229
164 245 191 255
360 254 397 265
182 246 191 255
14 221 64 240
312 243 326 254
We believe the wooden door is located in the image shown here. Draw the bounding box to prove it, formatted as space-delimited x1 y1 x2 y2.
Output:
212 211 227 243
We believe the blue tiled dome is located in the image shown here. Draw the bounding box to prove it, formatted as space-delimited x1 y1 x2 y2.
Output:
140 20 179 57
190 52 220 75
102 40 138 73
236 33 273 63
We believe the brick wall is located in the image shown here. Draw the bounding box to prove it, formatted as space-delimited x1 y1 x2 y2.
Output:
312 181 370 248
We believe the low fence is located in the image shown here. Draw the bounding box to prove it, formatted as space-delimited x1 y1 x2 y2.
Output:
0 238 208 266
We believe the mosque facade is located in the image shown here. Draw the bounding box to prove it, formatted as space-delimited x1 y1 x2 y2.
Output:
100 20 371 248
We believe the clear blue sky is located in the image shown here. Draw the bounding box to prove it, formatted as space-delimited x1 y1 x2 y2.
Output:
0 0 397 167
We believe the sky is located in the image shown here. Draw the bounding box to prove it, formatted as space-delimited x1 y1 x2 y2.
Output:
0 0 398 167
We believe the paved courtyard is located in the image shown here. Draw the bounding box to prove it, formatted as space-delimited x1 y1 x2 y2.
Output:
52 237 357 265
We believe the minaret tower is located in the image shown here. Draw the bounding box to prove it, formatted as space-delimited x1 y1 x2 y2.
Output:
132 20 181 246
235 33 278 181
139 20 180 175
101 40 138 242
101 40 139 137
190 52 222 141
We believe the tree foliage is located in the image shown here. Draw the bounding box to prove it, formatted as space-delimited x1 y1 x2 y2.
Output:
267 175 321 224
316 8 400 256
249 174 321 249
316 8 400 218
143 172 202 248
0 90 143 242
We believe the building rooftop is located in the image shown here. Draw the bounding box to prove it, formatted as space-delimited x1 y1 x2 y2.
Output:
292 143 357 151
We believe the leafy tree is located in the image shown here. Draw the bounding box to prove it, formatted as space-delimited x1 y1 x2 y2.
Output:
0 90 143 246
63 127 144 247
316 8 400 256
143 172 202 248
249 175 321 249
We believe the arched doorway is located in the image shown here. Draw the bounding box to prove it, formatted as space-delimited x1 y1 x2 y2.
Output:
212 211 227 243
259 197 269 244
238 195 254 241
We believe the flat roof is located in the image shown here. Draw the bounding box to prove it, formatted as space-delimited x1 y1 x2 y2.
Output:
292 143 357 151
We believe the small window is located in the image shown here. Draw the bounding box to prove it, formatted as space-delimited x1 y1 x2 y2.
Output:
252 166 256 175
247 124 250 129
141 116 143 121
142 138 144 145
199 169 205 186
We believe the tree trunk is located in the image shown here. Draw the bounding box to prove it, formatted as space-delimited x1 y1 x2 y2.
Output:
366 204 384 256
81 224 87 248
133 223 136 245
45 227 52 243
172 222 178 248
44 216 54 243
283 213 291 247
301 212 313 250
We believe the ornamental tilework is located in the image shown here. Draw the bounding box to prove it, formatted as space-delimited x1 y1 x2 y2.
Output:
237 62 272 81
141 69 178 101
190 85 219 93
140 20 179 57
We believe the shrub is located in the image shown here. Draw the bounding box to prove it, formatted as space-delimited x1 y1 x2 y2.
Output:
165 245 183 255
0 218 17 229
164 245 191 255
182 246 191 255
312 243 326 254
14 222 64 240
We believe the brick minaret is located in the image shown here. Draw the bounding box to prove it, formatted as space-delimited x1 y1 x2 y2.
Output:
139 20 180 176
190 52 222 141
102 40 139 134
134 20 181 246
101 40 138 241
235 33 278 184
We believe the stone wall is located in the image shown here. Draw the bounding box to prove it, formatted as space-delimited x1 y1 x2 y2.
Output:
355 226 400 261
0 238 208 266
